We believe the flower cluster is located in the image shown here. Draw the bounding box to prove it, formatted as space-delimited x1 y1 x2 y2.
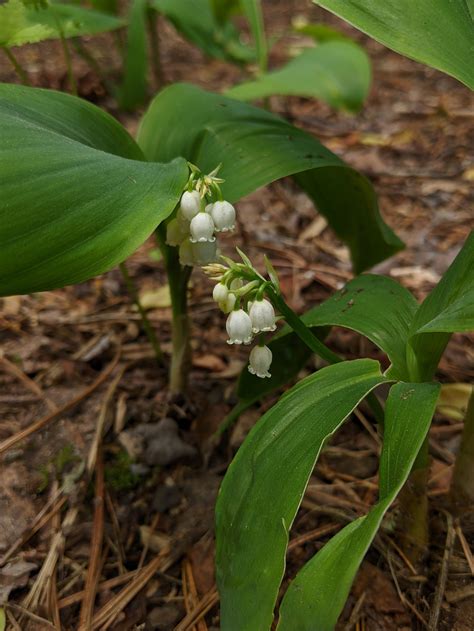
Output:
166 164 236 267
204 253 280 379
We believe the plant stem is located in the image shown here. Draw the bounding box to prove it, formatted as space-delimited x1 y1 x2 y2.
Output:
450 387 474 516
71 38 114 94
156 228 192 394
4 48 30 85
266 286 385 426
52 12 77 95
147 8 162 89
119 262 163 365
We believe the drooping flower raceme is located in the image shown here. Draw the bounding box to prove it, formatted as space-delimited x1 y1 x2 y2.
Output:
226 309 253 345
249 299 277 333
248 345 272 378
165 164 238 268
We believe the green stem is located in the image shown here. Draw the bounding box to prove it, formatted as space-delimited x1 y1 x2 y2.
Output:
147 8 162 89
266 286 384 426
119 262 163 365
71 38 114 94
450 388 474 515
4 48 30 85
52 12 77 95
156 228 192 394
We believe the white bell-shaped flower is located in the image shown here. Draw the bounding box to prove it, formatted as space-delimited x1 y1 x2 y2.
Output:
249 298 277 333
205 203 214 214
213 282 229 303
211 200 236 232
166 217 188 246
190 213 216 243
248 345 272 378
220 292 236 314
226 309 253 345
192 240 217 265
179 240 194 267
180 190 201 220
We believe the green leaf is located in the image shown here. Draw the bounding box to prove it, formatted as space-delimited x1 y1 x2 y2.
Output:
226 42 371 112
278 380 440 631
216 359 386 631
152 0 254 64
0 608 5 631
28 2 125 40
314 0 474 90
0 0 53 47
292 17 351 43
0 83 188 297
137 83 403 273
407 231 474 381
117 0 148 110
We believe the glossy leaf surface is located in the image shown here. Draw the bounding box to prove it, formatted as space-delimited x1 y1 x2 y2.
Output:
0 84 187 296
278 381 440 630
138 83 403 273
216 359 386 631
227 42 371 112
314 0 474 89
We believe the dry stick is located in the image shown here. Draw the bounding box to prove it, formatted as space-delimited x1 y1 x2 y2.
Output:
90 553 173 629
0 353 58 413
182 558 208 631
343 591 366 631
87 364 127 474
287 523 341 551
8 603 57 630
428 513 455 630
386 552 428 627
79 449 105 630
48 485 62 631
0 491 66 566
58 569 139 609
174 587 219 631
454 522 474 576
0 350 121 456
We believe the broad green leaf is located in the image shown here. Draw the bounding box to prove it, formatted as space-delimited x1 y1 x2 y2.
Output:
314 0 474 90
211 0 241 24
407 232 474 381
227 42 371 112
0 84 188 297
216 359 386 631
90 0 119 14
152 0 254 64
0 608 5 631
0 0 53 47
117 0 148 110
240 0 267 72
138 83 403 273
278 381 440 630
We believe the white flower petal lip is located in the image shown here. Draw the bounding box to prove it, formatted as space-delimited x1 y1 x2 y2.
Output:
166 217 188 246
211 200 236 232
249 299 276 333
213 282 229 303
226 309 253 345
179 240 194 267
248 345 272 378
189 213 216 243
180 190 201 220
192 239 217 265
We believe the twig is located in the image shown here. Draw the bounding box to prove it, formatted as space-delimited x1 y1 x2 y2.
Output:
0 353 58 412
174 587 219 631
182 558 208 631
7 604 57 629
287 523 340 551
454 522 474 576
58 569 139 609
119 262 163 365
343 591 366 630
79 449 105 630
429 512 455 630
387 551 428 627
48 483 62 631
0 350 120 455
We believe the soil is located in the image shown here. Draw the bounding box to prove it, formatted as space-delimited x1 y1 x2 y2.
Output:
0 1 473 630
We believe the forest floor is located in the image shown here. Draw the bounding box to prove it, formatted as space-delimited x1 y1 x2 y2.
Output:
0 1 473 629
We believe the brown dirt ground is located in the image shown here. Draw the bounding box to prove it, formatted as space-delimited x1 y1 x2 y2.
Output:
0 1 473 629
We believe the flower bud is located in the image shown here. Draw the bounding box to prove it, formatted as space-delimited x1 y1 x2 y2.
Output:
249 299 276 333
220 292 236 314
166 217 188 246
192 240 217 265
190 213 216 243
179 240 194 266
248 345 272 378
180 190 201 220
213 282 229 303
226 309 253 345
211 200 236 232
